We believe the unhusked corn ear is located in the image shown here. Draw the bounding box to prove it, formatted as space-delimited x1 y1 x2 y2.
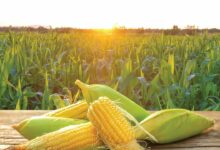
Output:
135 109 214 144
45 100 88 119
12 116 88 140
87 97 143 150
75 80 150 122
8 122 102 150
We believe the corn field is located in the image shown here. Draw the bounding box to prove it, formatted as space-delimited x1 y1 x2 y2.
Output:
0 31 220 110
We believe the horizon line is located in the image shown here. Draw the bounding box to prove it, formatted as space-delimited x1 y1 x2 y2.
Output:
0 25 220 30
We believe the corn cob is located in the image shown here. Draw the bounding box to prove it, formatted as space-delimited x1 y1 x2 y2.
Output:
75 80 149 122
135 109 214 144
12 116 88 140
87 97 143 150
44 100 88 119
8 122 102 150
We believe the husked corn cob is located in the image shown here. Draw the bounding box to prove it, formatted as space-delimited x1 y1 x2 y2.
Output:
8 122 102 150
87 97 143 150
75 80 150 122
45 100 88 119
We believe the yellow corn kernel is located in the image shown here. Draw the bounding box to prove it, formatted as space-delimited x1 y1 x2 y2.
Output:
87 97 143 150
45 100 88 119
75 80 150 122
8 122 102 150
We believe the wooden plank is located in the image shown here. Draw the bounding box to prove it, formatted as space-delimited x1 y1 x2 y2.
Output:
149 129 220 148
0 111 48 149
0 126 23 139
0 145 10 150
0 111 219 150
0 110 48 125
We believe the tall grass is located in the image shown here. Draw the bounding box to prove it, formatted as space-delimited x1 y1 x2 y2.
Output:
0 31 220 110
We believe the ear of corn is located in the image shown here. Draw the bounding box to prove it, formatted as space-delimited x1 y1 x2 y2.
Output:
12 116 88 140
135 109 214 144
9 122 102 150
87 97 143 150
75 80 149 122
44 100 88 119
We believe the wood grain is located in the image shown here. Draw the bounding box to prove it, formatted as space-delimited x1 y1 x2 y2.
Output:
0 111 219 150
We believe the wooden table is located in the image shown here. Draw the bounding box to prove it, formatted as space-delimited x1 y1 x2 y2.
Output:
0 111 220 150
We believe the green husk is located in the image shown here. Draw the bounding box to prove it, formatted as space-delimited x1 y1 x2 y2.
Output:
75 80 150 122
12 116 88 140
135 109 214 144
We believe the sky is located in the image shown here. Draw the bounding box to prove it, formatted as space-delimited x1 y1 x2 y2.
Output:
0 0 220 29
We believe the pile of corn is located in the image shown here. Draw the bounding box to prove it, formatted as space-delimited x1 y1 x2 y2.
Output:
7 80 214 150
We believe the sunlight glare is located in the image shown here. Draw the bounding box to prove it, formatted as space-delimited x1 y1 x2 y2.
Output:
0 0 220 29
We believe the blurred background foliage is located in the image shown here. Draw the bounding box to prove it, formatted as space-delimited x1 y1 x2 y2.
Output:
0 31 220 110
